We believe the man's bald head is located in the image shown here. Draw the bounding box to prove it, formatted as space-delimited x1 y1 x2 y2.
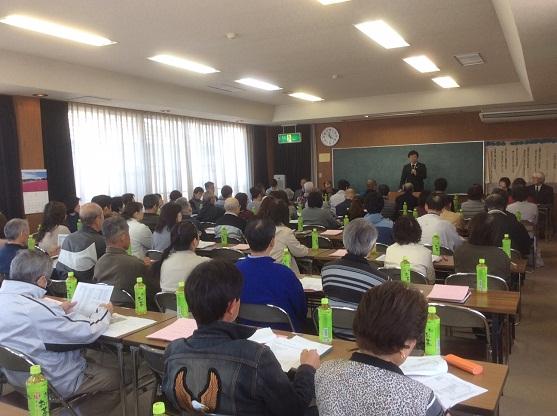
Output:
80 202 104 230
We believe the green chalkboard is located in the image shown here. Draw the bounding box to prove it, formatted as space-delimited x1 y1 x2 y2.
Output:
332 141 484 194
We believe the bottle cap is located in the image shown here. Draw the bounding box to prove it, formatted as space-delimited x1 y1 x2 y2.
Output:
136 277 143 283
479 258 485 264
178 281 185 288
321 298 329 306
152 402 166 415
504 234 509 238
313 228 317 232
428 306 436 314
68 272 74 277
30 365 41 375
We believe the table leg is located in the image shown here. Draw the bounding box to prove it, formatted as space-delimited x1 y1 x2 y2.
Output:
130 346 139 416
113 342 127 416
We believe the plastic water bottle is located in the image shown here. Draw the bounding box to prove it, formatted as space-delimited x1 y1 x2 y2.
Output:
297 214 303 232
413 209 418 218
65 272 77 301
152 402 168 415
26 364 49 416
28 234 36 251
453 195 460 212
318 298 333 344
476 258 488 292
220 227 228 247
400 256 411 284
311 228 319 250
281 248 291 268
176 281 189 318
502 234 511 258
432 233 441 256
127 243 132 256
403 202 408 216
515 210 522 222
343 215 349 227
425 306 441 356
77 219 83 231
134 277 147 315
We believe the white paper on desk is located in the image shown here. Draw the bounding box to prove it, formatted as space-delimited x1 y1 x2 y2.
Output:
205 227 215 234
300 277 323 292
321 229 342 236
375 254 386 262
71 283 113 317
410 373 487 410
103 314 156 338
432 255 442 262
248 327 277 344
400 356 448 376
197 241 216 249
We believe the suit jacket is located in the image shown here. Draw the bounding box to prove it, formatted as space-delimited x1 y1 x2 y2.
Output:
527 184 554 205
399 162 427 191
488 209 531 257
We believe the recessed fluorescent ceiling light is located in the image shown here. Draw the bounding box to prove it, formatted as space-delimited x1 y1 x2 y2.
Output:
403 55 440 73
0 14 115 46
148 54 219 74
318 0 351 5
354 20 409 49
432 76 460 88
235 78 282 91
289 92 323 102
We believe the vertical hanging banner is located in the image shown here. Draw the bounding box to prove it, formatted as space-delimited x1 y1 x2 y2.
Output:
21 169 49 214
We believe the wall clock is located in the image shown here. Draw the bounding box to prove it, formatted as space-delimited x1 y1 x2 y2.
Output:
320 126 339 147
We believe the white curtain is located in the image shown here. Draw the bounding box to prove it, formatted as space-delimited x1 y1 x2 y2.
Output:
68 103 251 201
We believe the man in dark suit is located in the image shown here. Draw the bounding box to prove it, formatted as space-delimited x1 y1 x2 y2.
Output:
528 172 554 205
395 183 418 218
399 150 427 192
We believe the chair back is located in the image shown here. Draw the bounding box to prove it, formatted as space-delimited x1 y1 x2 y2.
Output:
47 279 67 298
445 273 509 291
0 345 34 373
303 235 333 249
428 302 492 361
238 303 295 332
155 291 177 313
312 306 356 340
139 344 165 376
204 247 245 262
302 224 327 232
110 288 135 307
146 250 163 262
374 243 389 254
423 244 454 256
498 247 522 261
377 267 428 284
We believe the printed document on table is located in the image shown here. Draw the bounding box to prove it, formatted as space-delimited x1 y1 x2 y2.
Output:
300 277 323 292
103 314 156 338
410 372 487 409
71 283 113 317
400 356 448 376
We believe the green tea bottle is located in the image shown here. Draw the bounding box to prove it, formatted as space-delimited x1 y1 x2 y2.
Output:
413 209 418 218
28 234 36 251
476 258 488 292
502 234 511 258
134 277 147 315
453 195 460 212
176 281 189 318
281 248 291 268
400 256 411 284
318 298 333 344
343 215 349 227
65 272 77 301
515 211 522 222
26 365 49 416
311 228 319 250
77 219 83 231
297 214 303 232
431 233 441 256
424 306 441 356
403 202 408 216
220 227 228 247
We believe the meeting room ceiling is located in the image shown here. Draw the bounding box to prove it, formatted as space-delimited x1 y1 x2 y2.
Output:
0 0 554 123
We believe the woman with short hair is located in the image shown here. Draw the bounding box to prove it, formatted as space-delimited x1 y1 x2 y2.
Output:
316 282 444 416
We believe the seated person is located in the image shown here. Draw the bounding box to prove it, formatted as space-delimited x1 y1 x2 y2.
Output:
122 193 135 206
378 184 396 220
214 197 247 242
122 201 153 259
486 193 531 257
236 219 307 331
415 190 431 217
315 282 443 416
37 201 71 256
56 203 106 281
153 202 183 252
454 212 511 282
162 259 319 415
257 197 309 273
189 186 204 215
507 185 538 225
270 190 297 220
169 190 182 202
335 188 356 217
266 178 280 195
439 193 464 230
321 219 387 309
64 196 80 233
498 177 511 193
384 216 435 283
91 194 112 219
433 177 447 193
527 171 554 205
175 197 203 233
417 194 464 251
347 196 365 220
247 186 263 214
110 196 124 216
329 179 350 211
197 191 225 223
157 222 210 292
141 194 160 232
216 185 233 208
93 216 159 307
395 182 418 217
301 191 339 229
236 192 255 221
0 218 29 277
461 184 486 220
0 250 119 415
364 191 394 245
363 179 377 199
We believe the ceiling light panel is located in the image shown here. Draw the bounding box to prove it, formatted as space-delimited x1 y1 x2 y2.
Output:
354 20 409 49
0 14 116 46
403 55 440 73
235 78 282 91
148 54 219 74
289 92 324 102
432 76 460 88
318 0 351 5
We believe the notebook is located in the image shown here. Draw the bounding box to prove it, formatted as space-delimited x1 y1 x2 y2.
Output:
146 318 198 341
299 276 323 292
427 284 471 303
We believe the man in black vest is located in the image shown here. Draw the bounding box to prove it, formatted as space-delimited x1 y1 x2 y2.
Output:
399 150 427 192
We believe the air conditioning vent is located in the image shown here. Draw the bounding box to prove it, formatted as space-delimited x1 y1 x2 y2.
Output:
454 53 485 66
69 95 112 102
207 83 245 93
479 107 557 123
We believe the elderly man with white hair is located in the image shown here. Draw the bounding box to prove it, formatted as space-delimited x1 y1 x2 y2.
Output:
214 197 247 242
527 171 554 205
0 218 29 277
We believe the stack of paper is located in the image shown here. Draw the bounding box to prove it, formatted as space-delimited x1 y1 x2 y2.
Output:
299 277 323 292
103 315 156 338
374 254 386 262
410 373 487 410
248 328 332 371
330 249 348 257
71 283 113 317
197 241 216 249
400 356 448 376
146 318 198 341
231 244 250 251
321 230 342 236
427 284 471 303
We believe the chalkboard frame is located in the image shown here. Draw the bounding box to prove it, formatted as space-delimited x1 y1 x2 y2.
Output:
331 140 485 194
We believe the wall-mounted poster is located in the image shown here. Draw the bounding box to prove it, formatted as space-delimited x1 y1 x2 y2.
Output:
21 169 49 214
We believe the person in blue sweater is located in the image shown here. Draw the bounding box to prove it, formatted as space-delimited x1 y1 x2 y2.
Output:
236 218 307 332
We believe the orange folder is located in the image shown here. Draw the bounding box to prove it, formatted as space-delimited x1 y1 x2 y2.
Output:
444 354 484 375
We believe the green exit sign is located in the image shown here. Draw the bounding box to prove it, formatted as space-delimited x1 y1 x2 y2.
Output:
278 132 302 144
